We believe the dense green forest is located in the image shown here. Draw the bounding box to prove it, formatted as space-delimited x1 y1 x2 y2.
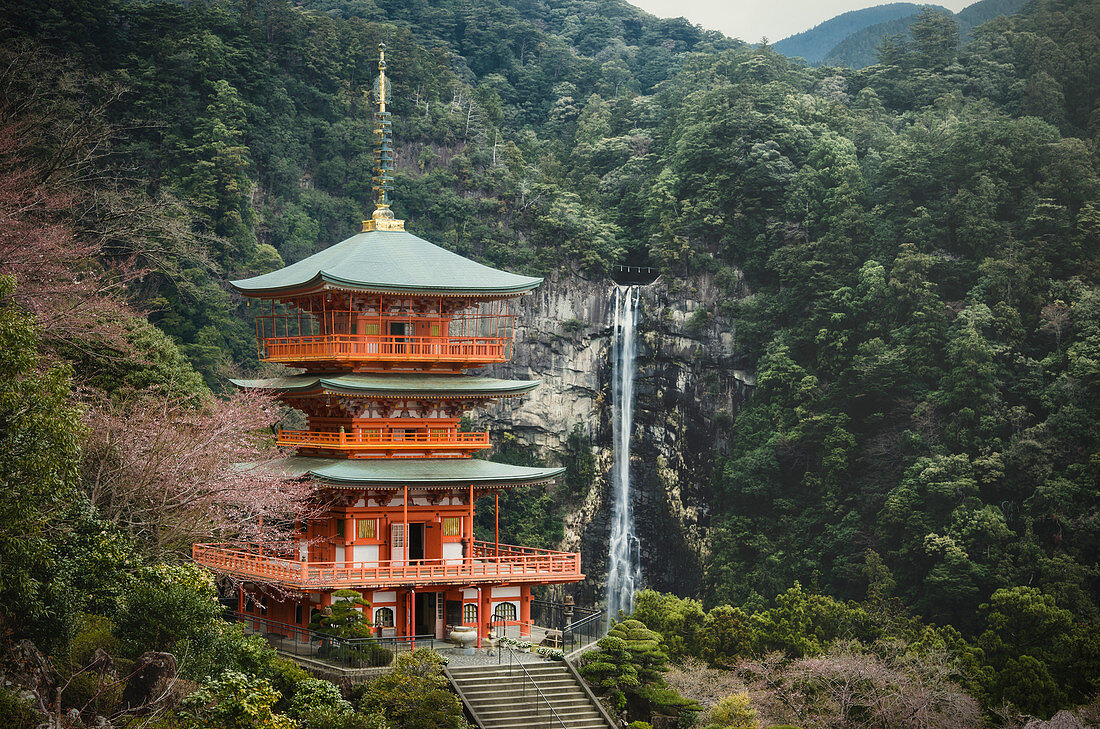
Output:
0 0 1098 725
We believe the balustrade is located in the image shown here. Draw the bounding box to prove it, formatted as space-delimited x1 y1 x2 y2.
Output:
277 428 490 453
260 334 508 364
192 540 583 589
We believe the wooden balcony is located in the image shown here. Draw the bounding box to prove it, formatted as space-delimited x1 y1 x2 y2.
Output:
192 541 583 590
261 334 508 365
277 429 490 457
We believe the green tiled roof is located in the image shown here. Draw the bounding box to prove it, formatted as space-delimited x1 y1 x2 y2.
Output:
231 230 542 296
231 373 539 398
238 456 563 488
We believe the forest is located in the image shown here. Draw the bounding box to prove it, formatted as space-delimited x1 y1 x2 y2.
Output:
0 0 1097 726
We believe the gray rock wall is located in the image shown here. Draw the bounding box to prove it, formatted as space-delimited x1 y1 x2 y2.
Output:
475 272 754 606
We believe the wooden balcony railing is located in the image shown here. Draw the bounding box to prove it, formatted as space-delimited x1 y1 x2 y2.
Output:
277 429 491 453
261 334 508 364
192 540 583 589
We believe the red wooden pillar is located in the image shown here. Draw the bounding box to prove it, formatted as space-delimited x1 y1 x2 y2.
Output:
468 484 475 555
410 587 416 649
520 584 531 638
478 586 490 648
344 515 355 567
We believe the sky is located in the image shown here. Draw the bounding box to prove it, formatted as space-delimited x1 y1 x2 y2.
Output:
625 0 977 44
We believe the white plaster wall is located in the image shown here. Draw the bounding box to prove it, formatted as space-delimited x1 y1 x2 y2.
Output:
352 544 378 563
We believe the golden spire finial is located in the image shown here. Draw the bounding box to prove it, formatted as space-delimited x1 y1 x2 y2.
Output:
363 42 404 232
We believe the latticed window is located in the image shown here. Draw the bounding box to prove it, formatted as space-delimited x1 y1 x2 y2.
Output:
357 518 377 539
375 607 394 627
494 602 517 621
463 603 477 623
442 517 462 537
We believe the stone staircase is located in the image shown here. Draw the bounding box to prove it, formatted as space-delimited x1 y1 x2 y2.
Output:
446 661 614 729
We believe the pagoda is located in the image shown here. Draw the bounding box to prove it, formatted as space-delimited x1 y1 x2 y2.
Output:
192 44 583 644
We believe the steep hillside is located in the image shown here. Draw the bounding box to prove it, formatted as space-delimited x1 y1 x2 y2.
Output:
0 0 1098 719
773 2 931 62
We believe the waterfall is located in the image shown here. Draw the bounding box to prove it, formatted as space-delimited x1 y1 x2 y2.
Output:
606 285 641 624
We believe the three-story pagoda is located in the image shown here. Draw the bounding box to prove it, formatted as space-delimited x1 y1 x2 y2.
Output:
192 44 583 643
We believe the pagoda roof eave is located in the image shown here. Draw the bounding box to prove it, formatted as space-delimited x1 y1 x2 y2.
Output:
230 230 542 298
235 456 564 489
230 373 540 398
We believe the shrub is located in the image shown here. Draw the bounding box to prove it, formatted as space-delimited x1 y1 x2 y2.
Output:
117 563 222 655
180 670 294 729
354 649 464 729
0 686 39 729
707 692 758 728
289 677 353 719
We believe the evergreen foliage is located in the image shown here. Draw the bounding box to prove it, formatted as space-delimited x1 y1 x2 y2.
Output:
0 0 1098 722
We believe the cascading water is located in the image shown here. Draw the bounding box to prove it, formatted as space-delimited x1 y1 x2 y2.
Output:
606 285 642 624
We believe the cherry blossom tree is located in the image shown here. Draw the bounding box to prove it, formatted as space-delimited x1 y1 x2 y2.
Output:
81 388 317 558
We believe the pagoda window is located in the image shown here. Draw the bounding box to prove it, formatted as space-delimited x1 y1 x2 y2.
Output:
357 518 378 540
442 517 462 537
295 604 304 625
335 519 345 539
463 603 477 623
375 607 395 628
493 602 516 622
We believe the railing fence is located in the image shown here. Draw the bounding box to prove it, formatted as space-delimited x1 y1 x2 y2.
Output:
232 610 434 670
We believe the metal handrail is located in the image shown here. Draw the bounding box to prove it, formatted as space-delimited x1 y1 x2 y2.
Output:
231 610 434 669
498 638 567 729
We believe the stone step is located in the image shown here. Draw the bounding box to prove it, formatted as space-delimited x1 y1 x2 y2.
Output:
458 680 580 695
489 719 608 729
477 701 597 716
447 662 613 729
467 691 591 705
449 664 568 678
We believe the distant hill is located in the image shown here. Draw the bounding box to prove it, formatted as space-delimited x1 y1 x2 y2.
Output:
823 5 952 67
779 0 1030 68
955 0 1030 35
773 3 937 63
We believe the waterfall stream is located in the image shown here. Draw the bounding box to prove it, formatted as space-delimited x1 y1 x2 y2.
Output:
606 285 641 623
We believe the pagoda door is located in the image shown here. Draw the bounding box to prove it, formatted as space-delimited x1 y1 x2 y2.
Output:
408 523 425 564
389 321 407 354
390 523 405 565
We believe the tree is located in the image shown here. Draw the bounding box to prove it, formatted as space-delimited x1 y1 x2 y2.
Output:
0 275 85 648
631 589 706 660
310 590 371 638
581 635 640 709
910 8 959 69
699 605 753 667
80 388 315 557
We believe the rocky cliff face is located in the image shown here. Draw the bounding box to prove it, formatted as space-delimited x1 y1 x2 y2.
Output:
476 272 754 606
